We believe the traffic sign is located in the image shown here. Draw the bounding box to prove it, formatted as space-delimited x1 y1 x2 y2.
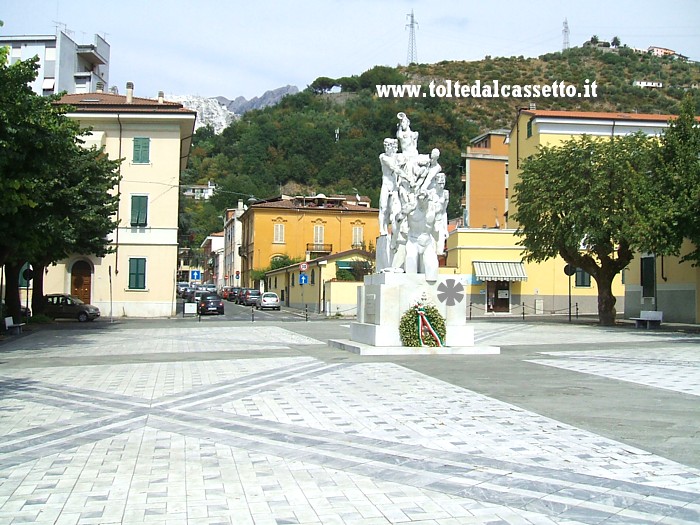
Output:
299 273 309 285
190 269 201 281
299 262 309 271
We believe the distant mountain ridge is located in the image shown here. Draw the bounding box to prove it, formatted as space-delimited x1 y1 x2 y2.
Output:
169 85 299 134
216 85 299 114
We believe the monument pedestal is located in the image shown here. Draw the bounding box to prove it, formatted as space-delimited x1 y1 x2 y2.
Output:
329 273 499 355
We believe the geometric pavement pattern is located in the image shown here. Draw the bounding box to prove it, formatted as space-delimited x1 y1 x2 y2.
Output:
0 325 699 524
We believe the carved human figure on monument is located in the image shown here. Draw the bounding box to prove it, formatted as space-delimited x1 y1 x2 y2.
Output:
396 112 419 158
404 190 439 281
378 138 402 236
416 148 441 193
430 172 450 256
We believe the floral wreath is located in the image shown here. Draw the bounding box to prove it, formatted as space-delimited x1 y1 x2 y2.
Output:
399 298 446 347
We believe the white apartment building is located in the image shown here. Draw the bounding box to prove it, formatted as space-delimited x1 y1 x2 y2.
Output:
1 30 110 95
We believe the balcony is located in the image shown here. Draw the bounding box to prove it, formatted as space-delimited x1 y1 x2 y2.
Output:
306 243 332 256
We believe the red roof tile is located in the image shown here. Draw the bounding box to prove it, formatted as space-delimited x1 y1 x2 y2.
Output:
57 93 196 115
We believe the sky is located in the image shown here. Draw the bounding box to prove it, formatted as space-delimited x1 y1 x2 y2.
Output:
2 0 699 100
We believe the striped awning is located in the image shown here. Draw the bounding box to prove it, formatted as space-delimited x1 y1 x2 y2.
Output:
473 261 528 282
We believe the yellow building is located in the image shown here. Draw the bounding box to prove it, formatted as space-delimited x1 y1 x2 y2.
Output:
238 194 379 287
43 84 196 317
462 129 509 229
264 249 374 314
448 109 676 318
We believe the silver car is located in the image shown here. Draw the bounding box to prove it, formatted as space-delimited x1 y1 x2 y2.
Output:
255 292 280 311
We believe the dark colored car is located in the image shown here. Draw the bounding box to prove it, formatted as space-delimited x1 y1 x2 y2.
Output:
227 287 241 302
242 289 261 306
198 293 224 315
235 288 250 304
45 293 100 322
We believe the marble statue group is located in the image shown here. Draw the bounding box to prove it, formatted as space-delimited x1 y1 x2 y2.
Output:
377 112 449 282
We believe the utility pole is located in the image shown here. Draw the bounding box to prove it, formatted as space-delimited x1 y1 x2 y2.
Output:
562 18 570 51
406 10 418 65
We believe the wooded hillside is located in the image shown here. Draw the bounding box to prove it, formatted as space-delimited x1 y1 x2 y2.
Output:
181 46 700 247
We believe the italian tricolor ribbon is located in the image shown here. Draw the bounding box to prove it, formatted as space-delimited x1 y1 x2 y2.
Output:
417 307 443 347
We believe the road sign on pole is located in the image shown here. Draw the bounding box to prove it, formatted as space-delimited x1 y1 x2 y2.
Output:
299 262 308 272
190 269 201 281
299 273 309 285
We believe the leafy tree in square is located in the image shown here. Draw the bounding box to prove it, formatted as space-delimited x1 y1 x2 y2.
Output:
512 133 662 325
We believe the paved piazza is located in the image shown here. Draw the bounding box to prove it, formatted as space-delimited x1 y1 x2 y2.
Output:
0 320 699 524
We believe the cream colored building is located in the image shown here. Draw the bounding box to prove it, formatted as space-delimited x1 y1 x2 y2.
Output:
44 84 196 317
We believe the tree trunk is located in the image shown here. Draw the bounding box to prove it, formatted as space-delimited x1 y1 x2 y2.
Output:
31 262 47 316
4 261 23 323
596 271 617 326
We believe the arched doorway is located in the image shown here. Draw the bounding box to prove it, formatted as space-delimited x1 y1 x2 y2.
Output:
71 261 92 304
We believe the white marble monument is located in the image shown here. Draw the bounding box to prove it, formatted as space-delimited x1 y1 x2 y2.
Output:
330 112 499 356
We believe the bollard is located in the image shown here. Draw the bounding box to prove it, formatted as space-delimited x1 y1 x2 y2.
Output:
576 302 579 319
522 302 525 320
305 305 308 322
251 305 254 322
469 301 472 321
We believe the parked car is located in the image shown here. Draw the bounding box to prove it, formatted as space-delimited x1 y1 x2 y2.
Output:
176 282 189 296
220 286 232 300
198 293 224 315
242 289 261 306
255 292 280 311
45 293 100 322
1 300 31 319
227 287 241 302
203 283 217 294
235 288 250 304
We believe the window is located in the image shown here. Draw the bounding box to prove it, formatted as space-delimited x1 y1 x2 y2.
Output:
526 119 533 138
18 262 32 288
130 195 148 226
273 223 285 243
575 267 591 287
311 269 315 285
314 225 324 244
128 258 146 290
641 256 655 298
291 272 295 287
133 137 150 164
352 226 363 247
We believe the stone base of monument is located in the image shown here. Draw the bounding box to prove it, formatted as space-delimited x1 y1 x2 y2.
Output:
328 273 500 356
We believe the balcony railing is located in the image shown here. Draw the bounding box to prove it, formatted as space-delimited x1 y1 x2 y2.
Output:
306 243 332 254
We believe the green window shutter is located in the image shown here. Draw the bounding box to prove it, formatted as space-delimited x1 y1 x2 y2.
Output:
575 267 591 287
133 137 150 163
128 258 146 289
130 195 148 226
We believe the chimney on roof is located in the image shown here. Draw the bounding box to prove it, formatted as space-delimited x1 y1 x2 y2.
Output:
158 91 164 104
95 81 104 93
126 82 134 104
529 102 537 110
